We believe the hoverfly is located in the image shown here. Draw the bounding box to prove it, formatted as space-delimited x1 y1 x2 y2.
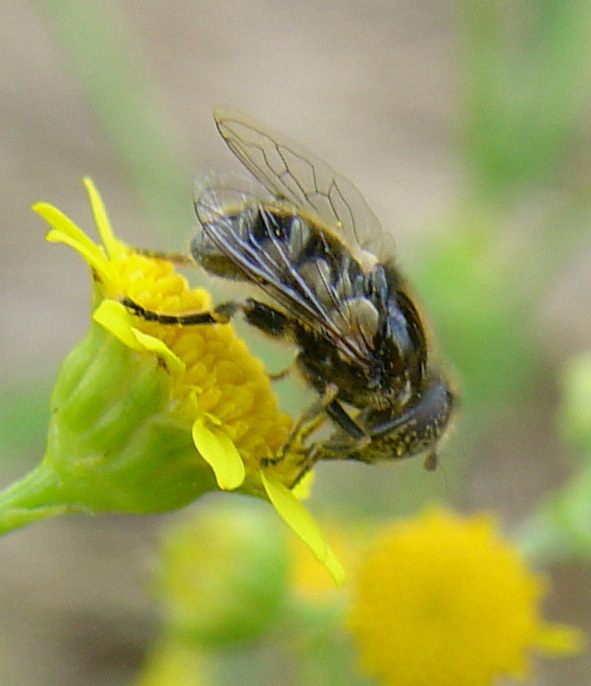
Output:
123 106 455 479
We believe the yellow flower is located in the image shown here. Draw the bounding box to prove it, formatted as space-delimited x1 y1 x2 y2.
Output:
348 508 583 686
32 178 343 584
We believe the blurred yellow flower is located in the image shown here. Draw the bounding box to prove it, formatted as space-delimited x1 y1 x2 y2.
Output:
33 178 343 583
348 508 583 686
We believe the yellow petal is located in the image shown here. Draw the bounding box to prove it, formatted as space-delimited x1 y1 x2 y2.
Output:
83 177 124 259
93 299 146 350
192 418 246 490
92 301 185 374
33 202 102 256
130 327 185 374
34 202 115 286
292 469 314 501
261 470 345 585
46 228 115 286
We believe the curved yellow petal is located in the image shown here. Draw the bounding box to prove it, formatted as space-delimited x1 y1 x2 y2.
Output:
83 177 124 259
261 470 345 585
192 418 246 490
130 327 185 374
92 301 184 375
33 202 102 257
45 228 115 286
93 299 145 350
292 469 314 501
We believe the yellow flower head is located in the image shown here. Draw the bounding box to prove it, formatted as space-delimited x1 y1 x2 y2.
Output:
348 508 583 686
33 178 343 584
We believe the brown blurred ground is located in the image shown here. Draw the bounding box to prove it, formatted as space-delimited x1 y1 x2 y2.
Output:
0 1 589 685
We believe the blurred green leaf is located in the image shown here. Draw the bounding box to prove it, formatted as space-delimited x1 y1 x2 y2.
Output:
33 0 193 239
517 458 591 563
457 0 591 197
414 220 537 413
559 352 591 453
517 350 591 562
154 500 290 648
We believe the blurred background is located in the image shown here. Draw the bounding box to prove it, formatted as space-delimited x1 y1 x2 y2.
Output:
1 1 591 684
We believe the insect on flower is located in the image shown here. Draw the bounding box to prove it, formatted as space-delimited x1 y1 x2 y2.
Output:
123 106 455 482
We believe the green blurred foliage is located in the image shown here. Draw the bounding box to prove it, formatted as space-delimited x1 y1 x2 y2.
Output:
415 219 536 415
559 353 591 454
152 499 289 648
139 498 371 686
32 0 194 239
458 0 591 198
518 351 591 563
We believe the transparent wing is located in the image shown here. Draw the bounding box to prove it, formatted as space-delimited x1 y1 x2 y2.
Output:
212 105 389 258
195 183 377 364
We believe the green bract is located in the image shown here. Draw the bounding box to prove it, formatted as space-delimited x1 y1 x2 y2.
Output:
0 319 216 533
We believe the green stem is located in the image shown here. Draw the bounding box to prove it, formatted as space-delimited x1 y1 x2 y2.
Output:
0 463 69 536
33 0 192 239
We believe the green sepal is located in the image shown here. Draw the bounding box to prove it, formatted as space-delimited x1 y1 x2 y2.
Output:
0 320 217 533
47 318 217 512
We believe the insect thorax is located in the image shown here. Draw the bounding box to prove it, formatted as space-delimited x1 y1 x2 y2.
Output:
192 204 428 411
192 204 361 284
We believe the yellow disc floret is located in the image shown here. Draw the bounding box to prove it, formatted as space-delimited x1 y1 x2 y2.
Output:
112 251 293 469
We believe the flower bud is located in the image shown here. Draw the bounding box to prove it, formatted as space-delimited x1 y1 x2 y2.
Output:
154 499 288 646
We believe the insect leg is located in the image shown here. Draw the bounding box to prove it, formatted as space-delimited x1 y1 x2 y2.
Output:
266 353 300 382
286 402 370 487
240 299 292 337
278 385 368 468
267 366 293 381
325 399 369 441
133 248 196 266
265 413 326 488
122 296 238 325
278 382 339 458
